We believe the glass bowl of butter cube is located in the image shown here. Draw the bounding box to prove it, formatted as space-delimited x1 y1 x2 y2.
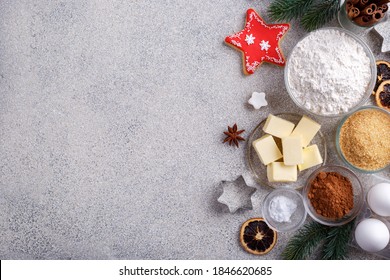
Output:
247 113 327 190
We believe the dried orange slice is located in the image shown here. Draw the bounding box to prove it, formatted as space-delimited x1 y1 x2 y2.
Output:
240 218 277 255
376 80 390 110
373 60 390 95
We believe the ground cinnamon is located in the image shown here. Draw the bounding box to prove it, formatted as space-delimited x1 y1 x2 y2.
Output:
308 172 354 219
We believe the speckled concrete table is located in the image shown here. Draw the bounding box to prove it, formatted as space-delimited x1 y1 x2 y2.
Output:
0 0 389 260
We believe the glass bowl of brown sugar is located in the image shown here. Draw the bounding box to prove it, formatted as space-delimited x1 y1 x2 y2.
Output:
335 106 390 174
302 165 364 226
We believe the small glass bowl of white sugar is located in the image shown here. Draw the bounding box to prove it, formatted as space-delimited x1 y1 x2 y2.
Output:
262 187 307 232
285 27 376 118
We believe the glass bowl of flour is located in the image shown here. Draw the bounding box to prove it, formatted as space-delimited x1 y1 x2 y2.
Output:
285 27 376 118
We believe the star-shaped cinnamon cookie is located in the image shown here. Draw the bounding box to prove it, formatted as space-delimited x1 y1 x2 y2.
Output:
225 9 290 75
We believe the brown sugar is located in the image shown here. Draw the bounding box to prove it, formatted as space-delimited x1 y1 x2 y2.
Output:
339 109 390 171
308 171 353 219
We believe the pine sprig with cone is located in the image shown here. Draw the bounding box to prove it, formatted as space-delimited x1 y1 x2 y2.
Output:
268 0 341 31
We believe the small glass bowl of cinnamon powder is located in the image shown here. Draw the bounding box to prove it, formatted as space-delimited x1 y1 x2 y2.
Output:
303 165 364 226
336 106 390 173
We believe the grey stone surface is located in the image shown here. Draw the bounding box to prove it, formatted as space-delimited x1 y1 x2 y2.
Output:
0 0 389 260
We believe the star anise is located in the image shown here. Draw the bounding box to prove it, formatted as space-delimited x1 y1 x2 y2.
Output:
223 124 245 147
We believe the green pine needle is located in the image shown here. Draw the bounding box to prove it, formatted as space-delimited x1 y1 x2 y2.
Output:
321 219 355 260
268 0 315 22
267 0 341 31
281 221 329 260
300 0 341 31
282 220 355 260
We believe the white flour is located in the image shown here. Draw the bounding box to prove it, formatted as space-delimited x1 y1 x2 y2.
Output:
287 29 372 115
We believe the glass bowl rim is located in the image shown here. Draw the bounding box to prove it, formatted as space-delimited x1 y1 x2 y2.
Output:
284 27 377 118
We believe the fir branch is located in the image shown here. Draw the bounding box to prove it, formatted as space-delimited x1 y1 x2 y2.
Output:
268 0 315 22
321 219 355 260
281 221 329 260
300 0 341 31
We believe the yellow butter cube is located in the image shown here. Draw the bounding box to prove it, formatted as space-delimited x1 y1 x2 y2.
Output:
298 144 323 171
252 134 282 165
282 136 303 165
263 114 295 138
267 162 297 182
290 115 321 147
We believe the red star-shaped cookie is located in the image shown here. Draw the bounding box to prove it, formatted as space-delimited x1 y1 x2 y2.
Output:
225 9 290 75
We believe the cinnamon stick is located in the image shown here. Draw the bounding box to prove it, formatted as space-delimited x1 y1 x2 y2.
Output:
360 3 377 15
372 9 385 20
346 1 355 11
376 3 389 13
356 0 369 9
348 7 361 18
353 8 385 26
353 14 373 26
351 0 388 24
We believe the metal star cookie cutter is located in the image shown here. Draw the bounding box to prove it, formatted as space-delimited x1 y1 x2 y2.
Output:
374 20 390 53
217 176 257 213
